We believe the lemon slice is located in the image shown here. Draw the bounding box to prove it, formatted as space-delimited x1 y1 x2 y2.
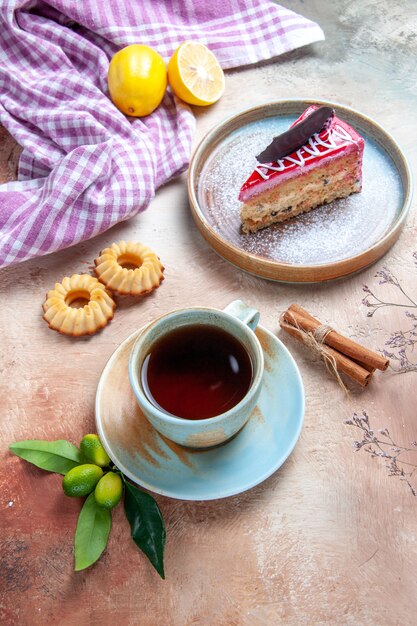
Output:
168 41 225 106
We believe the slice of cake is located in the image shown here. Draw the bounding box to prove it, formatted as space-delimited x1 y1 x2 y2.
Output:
238 105 365 234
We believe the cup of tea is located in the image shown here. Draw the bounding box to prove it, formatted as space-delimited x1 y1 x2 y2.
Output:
128 300 264 448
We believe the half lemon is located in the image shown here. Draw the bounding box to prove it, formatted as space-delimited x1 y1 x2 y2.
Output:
168 41 225 106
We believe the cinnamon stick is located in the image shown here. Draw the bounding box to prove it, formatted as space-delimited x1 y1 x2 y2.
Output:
285 304 389 371
280 318 372 387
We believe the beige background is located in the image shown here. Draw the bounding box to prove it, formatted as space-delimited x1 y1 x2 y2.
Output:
1 1 417 624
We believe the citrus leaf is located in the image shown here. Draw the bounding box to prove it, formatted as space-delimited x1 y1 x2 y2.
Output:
74 492 111 571
9 440 83 475
124 482 166 579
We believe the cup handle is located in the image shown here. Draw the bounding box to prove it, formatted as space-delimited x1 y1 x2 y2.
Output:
222 300 260 331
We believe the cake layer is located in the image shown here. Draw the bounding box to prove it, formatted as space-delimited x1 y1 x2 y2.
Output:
239 106 364 204
239 105 365 233
241 151 361 233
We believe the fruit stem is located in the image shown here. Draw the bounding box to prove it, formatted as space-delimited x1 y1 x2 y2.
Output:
112 468 126 483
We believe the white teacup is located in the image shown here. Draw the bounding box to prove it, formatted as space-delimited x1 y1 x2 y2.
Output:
128 300 264 448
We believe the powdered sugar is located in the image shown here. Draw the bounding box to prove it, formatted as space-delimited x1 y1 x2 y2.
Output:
198 116 403 266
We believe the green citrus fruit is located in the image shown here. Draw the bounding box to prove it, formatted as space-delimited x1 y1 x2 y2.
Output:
80 434 111 467
62 464 104 497
94 472 123 510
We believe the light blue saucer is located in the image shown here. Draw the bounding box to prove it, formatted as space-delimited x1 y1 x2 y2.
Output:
95 324 305 501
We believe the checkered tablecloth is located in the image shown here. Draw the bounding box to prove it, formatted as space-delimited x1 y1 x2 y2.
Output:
0 0 324 268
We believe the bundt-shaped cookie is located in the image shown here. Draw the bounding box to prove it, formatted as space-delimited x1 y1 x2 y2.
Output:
43 274 116 336
94 240 164 296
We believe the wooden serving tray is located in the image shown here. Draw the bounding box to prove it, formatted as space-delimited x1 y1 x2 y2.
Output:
0 125 21 185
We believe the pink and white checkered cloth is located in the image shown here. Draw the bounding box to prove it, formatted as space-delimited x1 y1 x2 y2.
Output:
0 0 324 268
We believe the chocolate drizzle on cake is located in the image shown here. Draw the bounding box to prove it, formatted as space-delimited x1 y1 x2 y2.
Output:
256 106 335 164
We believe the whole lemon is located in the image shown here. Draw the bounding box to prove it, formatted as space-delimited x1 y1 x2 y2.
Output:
62 464 103 498
94 472 123 510
108 44 167 117
80 434 111 467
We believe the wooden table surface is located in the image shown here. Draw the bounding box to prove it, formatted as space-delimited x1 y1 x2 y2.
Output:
1 1 417 624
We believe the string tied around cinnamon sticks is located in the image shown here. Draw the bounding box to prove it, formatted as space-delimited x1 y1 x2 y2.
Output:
279 304 389 389
280 312 350 393
313 323 334 345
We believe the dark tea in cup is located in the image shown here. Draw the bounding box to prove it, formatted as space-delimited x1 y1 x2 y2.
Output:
141 324 253 420
129 302 264 448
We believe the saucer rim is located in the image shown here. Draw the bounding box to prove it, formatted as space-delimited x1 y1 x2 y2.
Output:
95 324 305 501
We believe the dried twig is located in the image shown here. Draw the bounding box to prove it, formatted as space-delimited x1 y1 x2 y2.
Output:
345 411 417 497
362 255 417 374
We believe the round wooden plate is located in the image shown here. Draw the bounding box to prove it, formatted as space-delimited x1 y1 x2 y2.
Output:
188 100 413 283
